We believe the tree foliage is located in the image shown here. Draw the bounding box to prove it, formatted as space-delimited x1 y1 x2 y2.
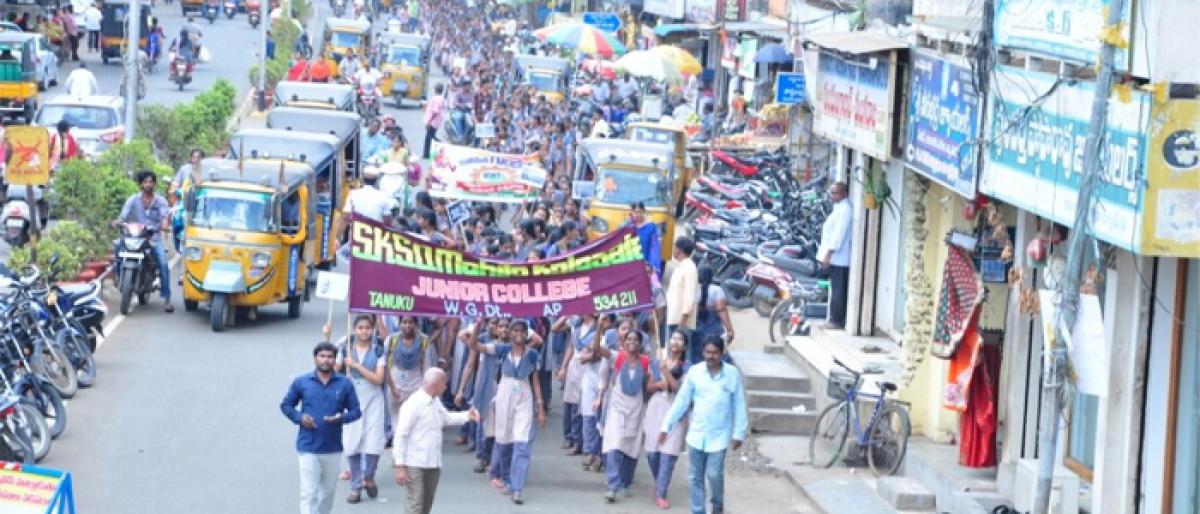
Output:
137 79 238 168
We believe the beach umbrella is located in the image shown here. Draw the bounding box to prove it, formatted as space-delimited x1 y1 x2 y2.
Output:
614 50 684 84
754 43 794 63
537 23 626 57
653 45 702 75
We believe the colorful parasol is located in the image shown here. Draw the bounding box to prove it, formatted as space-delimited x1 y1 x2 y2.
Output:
580 58 618 80
652 45 702 75
614 49 684 84
535 23 626 57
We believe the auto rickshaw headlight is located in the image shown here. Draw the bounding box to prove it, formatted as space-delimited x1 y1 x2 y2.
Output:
591 216 609 233
185 246 203 261
252 252 271 268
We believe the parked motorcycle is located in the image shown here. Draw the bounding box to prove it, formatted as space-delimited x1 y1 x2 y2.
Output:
0 391 47 463
114 223 163 316
170 55 194 91
769 281 830 345
1 185 49 249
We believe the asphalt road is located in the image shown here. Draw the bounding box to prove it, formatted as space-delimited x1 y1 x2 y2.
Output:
40 6 808 512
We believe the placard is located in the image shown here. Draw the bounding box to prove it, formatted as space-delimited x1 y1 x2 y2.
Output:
446 200 471 226
774 72 806 105
315 271 350 301
428 142 547 203
5 126 51 186
905 52 982 199
582 12 621 33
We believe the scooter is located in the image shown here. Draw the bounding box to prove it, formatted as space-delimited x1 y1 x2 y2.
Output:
247 0 261 27
223 0 237 18
1 185 48 249
356 84 379 123
170 55 194 91
203 1 219 23
441 105 476 146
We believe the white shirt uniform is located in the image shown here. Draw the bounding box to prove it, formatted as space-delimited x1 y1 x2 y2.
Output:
83 6 102 31
391 388 470 468
343 186 393 222
64 69 99 97
818 198 854 267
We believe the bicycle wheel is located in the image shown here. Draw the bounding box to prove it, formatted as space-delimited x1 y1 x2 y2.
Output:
867 404 911 476
809 402 849 468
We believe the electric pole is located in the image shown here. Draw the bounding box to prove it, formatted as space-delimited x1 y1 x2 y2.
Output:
123 0 142 142
1032 0 1126 512
258 0 269 110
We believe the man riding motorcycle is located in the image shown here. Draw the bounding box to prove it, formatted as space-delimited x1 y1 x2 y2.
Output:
352 59 382 114
113 171 174 313
178 17 202 64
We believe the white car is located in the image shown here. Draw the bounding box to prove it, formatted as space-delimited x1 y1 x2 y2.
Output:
34 95 125 158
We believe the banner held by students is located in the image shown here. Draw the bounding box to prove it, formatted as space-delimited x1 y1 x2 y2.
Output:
347 215 653 318
427 142 547 203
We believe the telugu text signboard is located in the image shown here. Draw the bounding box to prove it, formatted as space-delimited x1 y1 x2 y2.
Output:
905 52 982 199
774 72 806 105
348 215 654 318
582 12 621 33
0 464 74 514
813 52 896 161
995 0 1131 70
428 142 547 203
980 65 1149 252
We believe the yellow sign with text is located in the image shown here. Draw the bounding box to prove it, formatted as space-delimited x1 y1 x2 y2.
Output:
1141 99 1200 257
0 467 61 514
4 126 51 187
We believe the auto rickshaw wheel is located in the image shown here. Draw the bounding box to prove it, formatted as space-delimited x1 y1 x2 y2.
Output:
22 103 34 125
184 299 198 312
287 294 303 319
210 293 230 332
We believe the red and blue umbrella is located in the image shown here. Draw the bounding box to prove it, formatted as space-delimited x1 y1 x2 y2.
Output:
534 23 626 58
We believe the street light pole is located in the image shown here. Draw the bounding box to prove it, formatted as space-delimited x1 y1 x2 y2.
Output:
257 0 269 110
1031 0 1126 513
123 0 142 142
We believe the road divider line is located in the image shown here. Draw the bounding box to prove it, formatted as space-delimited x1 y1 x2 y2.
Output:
96 253 182 350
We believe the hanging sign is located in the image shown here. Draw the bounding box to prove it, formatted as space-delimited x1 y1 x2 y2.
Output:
905 52 982 199
582 12 622 33
4 126 51 186
774 72 806 105
812 52 897 161
347 215 654 318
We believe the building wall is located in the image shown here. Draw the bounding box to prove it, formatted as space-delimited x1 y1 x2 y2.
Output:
874 159 907 338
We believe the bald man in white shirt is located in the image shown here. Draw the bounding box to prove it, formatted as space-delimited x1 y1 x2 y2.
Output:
817 182 853 329
392 368 479 514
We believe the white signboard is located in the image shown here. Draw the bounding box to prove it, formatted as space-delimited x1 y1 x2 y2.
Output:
812 52 896 161
995 0 1130 70
644 0 684 19
315 271 350 301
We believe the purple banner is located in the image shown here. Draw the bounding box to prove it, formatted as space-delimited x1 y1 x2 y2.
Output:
347 215 654 318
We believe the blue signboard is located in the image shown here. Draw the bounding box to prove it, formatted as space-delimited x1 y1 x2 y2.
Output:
905 52 981 199
582 12 622 33
774 72 806 105
995 0 1130 70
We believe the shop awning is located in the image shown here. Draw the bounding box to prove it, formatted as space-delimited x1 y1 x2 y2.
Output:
803 31 909 55
722 21 787 39
654 24 714 37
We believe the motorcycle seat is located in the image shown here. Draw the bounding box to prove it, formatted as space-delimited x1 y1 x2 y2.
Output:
711 150 758 176
699 177 751 199
58 281 99 300
769 253 819 278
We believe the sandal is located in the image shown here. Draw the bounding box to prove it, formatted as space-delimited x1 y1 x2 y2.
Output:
164 303 175 313
346 491 361 504
364 480 378 498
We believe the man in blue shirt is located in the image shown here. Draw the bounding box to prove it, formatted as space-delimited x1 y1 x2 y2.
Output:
361 119 391 162
281 342 363 514
661 337 748 514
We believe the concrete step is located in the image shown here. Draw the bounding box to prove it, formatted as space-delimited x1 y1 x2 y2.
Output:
734 351 813 394
750 407 817 435
877 476 935 511
748 389 817 411
801 477 893 514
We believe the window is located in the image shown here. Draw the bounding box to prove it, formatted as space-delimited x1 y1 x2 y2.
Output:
593 168 669 207
190 188 275 232
527 72 558 93
1064 265 1108 480
387 46 420 66
330 32 361 50
36 105 118 130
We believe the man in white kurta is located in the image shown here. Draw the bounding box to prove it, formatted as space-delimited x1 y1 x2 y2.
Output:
392 368 476 514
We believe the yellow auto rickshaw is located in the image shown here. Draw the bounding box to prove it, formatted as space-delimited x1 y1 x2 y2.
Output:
514 55 570 104
574 139 678 261
377 33 429 107
625 121 696 216
101 0 151 65
265 108 364 267
323 17 371 67
181 158 316 332
0 33 41 123
272 81 356 111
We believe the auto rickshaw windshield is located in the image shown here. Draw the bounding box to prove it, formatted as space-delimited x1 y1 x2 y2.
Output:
190 188 276 232
388 46 420 66
331 31 362 49
528 71 558 92
595 168 669 207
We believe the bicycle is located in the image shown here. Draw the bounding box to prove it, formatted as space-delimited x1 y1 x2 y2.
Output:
809 358 911 476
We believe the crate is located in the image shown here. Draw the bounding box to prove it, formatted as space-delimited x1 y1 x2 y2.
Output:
826 371 857 400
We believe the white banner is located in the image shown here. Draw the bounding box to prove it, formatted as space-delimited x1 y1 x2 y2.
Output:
644 0 685 19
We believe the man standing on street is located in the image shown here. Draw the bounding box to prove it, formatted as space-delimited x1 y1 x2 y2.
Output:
660 337 748 514
393 368 478 514
817 182 853 329
61 6 79 61
422 83 447 159
665 237 698 342
280 342 363 514
83 2 102 53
